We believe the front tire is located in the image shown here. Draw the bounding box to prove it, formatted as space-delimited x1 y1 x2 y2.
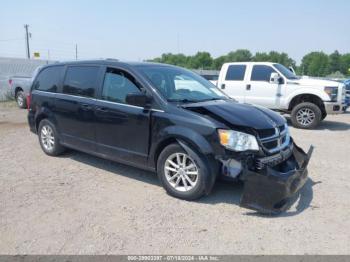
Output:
291 102 321 129
16 90 26 109
38 119 65 156
157 143 210 200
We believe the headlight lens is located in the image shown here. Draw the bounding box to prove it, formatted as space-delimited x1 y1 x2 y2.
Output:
324 86 338 102
218 129 259 152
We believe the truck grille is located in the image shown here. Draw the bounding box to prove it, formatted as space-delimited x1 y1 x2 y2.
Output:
256 124 290 154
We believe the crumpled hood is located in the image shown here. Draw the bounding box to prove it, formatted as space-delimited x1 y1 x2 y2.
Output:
290 77 340 87
183 100 286 129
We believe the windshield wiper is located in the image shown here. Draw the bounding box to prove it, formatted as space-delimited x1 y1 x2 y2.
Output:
167 98 199 103
199 97 226 102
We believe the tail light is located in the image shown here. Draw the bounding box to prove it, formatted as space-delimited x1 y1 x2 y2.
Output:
8 79 12 86
26 94 31 111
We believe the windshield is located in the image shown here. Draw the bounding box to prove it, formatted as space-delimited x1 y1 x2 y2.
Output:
273 63 299 80
137 65 227 103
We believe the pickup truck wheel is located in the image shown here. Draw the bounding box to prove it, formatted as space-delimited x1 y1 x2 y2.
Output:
157 143 209 200
16 91 26 109
291 102 321 129
38 119 65 156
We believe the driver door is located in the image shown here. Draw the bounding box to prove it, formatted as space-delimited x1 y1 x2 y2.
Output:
244 64 281 108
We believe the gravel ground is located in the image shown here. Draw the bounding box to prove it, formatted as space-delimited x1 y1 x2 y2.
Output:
1 102 350 255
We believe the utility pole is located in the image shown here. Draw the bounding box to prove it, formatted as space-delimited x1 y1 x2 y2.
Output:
75 44 78 60
24 24 30 59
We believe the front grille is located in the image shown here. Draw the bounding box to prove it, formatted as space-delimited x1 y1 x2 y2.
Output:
257 124 290 154
255 144 293 169
263 140 278 150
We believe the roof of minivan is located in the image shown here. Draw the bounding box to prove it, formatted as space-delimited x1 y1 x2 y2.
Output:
44 59 176 68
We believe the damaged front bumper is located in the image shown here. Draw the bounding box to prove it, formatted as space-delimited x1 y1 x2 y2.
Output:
239 142 313 214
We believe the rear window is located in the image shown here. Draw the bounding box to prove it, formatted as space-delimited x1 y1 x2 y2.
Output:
225 65 246 81
33 66 63 92
63 66 100 98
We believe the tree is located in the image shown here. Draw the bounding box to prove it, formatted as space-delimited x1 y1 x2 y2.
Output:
329 50 341 73
253 51 295 67
225 49 252 63
149 50 348 76
340 53 350 76
300 52 330 76
189 52 213 69
212 55 226 70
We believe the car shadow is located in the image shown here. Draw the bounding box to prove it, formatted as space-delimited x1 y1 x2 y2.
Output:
285 116 350 131
61 150 160 186
62 150 319 217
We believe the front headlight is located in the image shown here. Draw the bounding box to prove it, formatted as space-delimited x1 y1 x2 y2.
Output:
324 86 338 102
218 129 259 152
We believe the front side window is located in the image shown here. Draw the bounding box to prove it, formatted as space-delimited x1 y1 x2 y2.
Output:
101 68 141 104
273 63 299 80
33 66 63 92
63 66 99 97
251 65 276 82
225 65 246 81
137 65 227 103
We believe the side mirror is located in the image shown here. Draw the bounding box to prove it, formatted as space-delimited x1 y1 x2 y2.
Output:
270 73 283 85
289 66 296 74
126 93 152 108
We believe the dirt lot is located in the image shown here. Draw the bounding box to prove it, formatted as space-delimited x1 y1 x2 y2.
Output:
1 101 350 255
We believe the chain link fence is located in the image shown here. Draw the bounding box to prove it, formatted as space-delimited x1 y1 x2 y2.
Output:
0 57 55 101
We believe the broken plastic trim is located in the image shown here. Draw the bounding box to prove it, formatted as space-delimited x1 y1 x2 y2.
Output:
240 142 314 215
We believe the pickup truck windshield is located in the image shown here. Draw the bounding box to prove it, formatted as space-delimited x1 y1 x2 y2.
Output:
273 63 299 80
137 65 227 103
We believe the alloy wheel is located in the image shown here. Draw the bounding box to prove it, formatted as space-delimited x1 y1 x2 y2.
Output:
164 153 199 192
17 95 24 107
296 108 315 126
41 125 55 151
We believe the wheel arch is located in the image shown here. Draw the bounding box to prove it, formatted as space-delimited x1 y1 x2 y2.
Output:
14 86 23 96
151 126 215 171
288 93 325 114
35 108 59 133
152 129 219 195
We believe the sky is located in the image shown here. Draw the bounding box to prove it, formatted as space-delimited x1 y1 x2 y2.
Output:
0 0 349 64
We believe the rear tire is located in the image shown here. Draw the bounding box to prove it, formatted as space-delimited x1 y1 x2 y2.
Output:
38 119 65 156
291 102 321 129
16 90 26 109
157 143 210 200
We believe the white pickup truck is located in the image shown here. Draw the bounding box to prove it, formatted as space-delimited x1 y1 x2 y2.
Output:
216 62 346 129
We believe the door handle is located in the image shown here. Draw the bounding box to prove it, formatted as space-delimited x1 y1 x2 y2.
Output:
246 84 251 90
80 104 92 111
221 83 225 89
96 107 109 113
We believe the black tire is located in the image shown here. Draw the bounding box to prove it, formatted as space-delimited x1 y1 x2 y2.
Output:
38 119 65 156
321 112 327 121
157 143 211 200
16 90 26 109
290 102 322 129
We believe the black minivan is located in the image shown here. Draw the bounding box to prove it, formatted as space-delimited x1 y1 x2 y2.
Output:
28 60 313 214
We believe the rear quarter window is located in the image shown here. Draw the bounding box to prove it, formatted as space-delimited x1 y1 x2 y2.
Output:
63 66 100 98
33 66 64 92
225 65 246 81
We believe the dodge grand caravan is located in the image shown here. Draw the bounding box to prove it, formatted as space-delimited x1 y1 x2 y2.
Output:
27 60 313 214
